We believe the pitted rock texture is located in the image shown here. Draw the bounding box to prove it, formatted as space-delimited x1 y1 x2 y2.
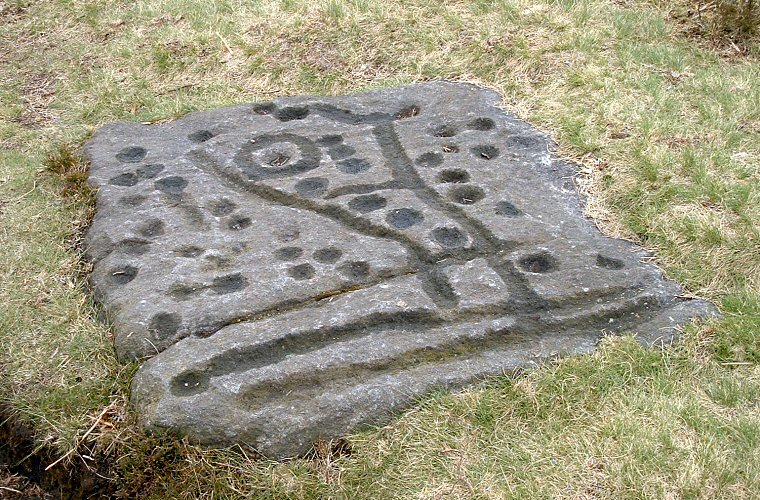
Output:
84 82 717 458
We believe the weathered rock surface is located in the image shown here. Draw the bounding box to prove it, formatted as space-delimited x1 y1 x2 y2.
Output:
84 82 717 458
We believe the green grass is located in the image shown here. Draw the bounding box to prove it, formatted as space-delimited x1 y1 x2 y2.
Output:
0 0 758 497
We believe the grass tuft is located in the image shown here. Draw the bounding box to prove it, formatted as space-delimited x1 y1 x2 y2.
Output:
666 0 760 55
43 144 95 204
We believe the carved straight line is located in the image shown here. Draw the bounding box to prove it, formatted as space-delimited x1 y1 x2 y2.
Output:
236 327 538 408
191 150 433 262
324 180 403 199
170 285 669 399
169 309 449 396
371 123 544 309
193 119 530 310
235 291 669 408
189 265 419 338
309 103 395 125
174 299 561 398
190 148 463 308
187 121 637 346
247 183 462 308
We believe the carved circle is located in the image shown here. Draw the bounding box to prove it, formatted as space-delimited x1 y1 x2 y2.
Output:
188 130 214 143
386 208 424 229
438 169 470 183
148 312 182 337
289 263 316 280
234 133 321 182
227 215 252 231
313 247 343 264
138 219 165 238
175 245 204 258
449 185 485 205
252 102 275 115
467 117 495 131
208 198 237 217
109 173 138 187
430 124 457 137
415 152 444 168
274 246 304 261
339 261 371 280
274 106 309 121
118 239 151 256
294 177 329 198
518 252 558 274
596 254 625 270
154 176 188 194
431 227 467 248
329 145 356 160
109 264 138 284
116 146 147 163
211 273 249 294
348 194 387 213
495 200 522 217
396 105 420 119
471 145 499 160
337 158 371 174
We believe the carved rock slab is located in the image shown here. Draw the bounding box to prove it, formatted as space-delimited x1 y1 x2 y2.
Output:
84 82 716 458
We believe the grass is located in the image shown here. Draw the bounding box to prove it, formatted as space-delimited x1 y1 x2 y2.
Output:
0 0 758 497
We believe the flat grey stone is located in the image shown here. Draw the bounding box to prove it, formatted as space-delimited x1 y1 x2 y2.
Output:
84 82 717 458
